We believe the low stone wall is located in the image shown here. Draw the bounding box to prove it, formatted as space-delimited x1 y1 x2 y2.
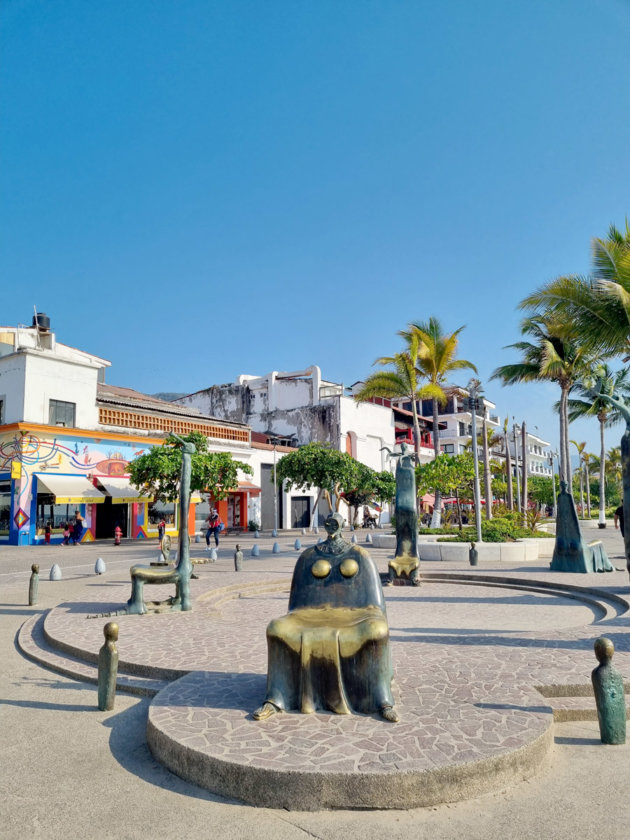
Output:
371 533 556 562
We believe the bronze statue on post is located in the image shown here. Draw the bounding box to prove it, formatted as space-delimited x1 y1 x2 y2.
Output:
384 443 419 585
254 513 398 722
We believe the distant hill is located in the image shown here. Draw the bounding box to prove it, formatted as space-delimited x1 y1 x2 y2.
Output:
152 392 187 402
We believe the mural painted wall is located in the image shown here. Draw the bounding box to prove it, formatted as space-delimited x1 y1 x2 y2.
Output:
0 429 157 545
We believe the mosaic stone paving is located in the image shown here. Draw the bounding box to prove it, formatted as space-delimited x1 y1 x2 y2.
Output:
31 559 630 809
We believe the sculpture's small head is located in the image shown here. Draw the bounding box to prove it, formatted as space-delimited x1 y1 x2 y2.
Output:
594 636 614 664
324 513 345 536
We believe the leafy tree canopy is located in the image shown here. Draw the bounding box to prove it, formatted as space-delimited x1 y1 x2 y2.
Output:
415 453 475 499
127 432 252 503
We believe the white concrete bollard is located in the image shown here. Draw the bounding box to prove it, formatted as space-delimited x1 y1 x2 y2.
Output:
252 544 260 557
95 557 106 575
49 563 62 581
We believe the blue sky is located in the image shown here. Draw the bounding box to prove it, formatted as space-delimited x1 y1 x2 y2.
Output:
2 0 629 457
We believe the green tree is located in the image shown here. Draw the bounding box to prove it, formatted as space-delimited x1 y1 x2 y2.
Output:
343 465 396 526
354 332 427 464
491 314 592 490
127 432 252 504
415 453 475 531
521 223 630 358
406 317 477 525
274 442 358 529
565 364 630 524
527 474 559 509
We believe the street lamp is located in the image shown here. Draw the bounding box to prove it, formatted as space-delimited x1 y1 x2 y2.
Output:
466 379 483 544
512 421 521 515
265 431 280 534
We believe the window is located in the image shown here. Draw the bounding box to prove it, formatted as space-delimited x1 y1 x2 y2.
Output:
441 444 454 453
49 399 76 427
0 480 10 533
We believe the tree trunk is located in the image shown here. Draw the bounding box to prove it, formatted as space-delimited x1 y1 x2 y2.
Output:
585 463 591 518
579 464 585 518
559 385 572 490
521 420 528 516
598 412 607 526
482 415 492 520
411 399 421 465
430 399 442 528
309 488 324 531
622 426 630 575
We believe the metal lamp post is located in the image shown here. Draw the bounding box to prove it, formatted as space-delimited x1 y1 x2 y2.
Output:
513 422 521 514
265 432 280 533
467 380 483 544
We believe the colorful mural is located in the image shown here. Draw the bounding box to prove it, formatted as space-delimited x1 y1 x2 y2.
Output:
0 429 153 545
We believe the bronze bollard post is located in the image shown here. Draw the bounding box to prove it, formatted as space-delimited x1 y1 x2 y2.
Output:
28 564 39 606
591 637 626 745
98 622 119 711
234 544 243 571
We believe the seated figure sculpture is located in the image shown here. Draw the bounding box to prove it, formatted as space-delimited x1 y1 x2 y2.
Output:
254 513 398 722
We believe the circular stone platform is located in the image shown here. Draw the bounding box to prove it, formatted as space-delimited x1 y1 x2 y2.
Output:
32 567 630 810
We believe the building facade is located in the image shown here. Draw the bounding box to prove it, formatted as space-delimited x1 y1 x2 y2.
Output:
0 317 271 546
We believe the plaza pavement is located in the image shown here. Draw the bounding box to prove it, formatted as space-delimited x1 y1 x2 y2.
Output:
1 523 629 838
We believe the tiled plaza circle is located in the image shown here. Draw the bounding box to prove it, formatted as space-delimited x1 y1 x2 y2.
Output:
33 565 630 810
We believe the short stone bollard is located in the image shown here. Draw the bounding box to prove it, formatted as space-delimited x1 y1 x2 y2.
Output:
49 563 62 581
272 542 280 554
272 529 278 538
469 542 478 566
301 528 306 535
28 564 39 606
98 622 119 711
366 533 373 544
234 544 243 571
209 548 218 562
294 539 301 550
592 637 626 745
314 527 319 535
351 534 358 544
95 557 106 575
195 534 201 543
252 544 260 557
255 530 260 539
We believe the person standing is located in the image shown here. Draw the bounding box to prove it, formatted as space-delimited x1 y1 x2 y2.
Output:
72 511 84 545
614 503 624 537
158 518 166 543
205 508 222 549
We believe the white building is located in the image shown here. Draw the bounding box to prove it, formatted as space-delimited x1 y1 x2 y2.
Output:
175 366 398 523
0 314 316 543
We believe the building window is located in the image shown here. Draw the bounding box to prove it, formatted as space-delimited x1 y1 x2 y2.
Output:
49 399 76 427
441 444 454 453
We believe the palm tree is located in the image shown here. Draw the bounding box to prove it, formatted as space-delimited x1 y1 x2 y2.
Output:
403 318 477 526
465 423 503 518
606 446 622 496
491 314 592 491
354 331 427 463
520 223 630 358
565 364 630 525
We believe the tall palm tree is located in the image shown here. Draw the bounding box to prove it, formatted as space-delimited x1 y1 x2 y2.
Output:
354 331 427 463
520 223 630 358
565 364 630 525
403 318 477 526
491 314 592 491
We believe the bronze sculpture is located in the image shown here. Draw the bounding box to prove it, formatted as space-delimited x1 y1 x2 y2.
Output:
384 443 419 585
591 637 626 745
550 482 614 573
254 513 398 722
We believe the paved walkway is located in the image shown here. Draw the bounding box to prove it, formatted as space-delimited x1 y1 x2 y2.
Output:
2 524 629 835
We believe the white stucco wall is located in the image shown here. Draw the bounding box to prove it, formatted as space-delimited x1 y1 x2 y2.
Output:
338 396 395 470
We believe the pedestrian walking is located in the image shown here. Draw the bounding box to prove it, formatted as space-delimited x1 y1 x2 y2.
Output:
72 511 84 545
205 509 223 548
614 504 624 537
